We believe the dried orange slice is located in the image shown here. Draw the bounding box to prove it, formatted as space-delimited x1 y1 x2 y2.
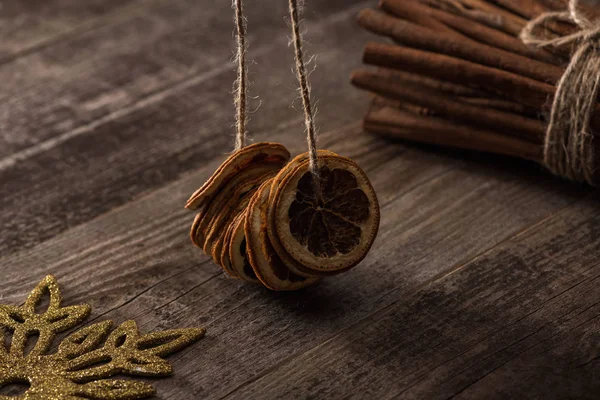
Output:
229 209 260 283
193 162 283 252
272 154 379 273
203 168 278 255
186 142 290 211
219 212 243 278
190 213 205 249
211 208 240 272
246 179 319 291
266 150 345 278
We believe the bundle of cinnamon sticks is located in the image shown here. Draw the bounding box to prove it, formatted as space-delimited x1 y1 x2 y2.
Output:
352 0 600 184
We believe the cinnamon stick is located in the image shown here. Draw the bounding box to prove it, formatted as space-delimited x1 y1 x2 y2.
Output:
458 96 537 117
495 0 600 28
380 0 560 64
421 0 528 37
372 95 434 116
490 0 550 19
483 0 575 36
357 9 563 84
363 42 554 110
364 101 543 162
423 0 574 45
374 69 536 116
363 42 600 130
375 68 486 98
377 0 461 37
352 69 545 143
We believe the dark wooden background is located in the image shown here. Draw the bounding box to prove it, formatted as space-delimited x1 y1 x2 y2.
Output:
2 0 600 398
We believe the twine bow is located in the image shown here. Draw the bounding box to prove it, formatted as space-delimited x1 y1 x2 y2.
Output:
521 0 600 185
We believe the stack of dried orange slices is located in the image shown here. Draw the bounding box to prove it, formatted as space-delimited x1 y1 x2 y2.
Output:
185 142 380 291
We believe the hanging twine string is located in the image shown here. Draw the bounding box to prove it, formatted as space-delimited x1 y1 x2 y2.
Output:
233 0 248 151
520 0 600 185
288 0 320 177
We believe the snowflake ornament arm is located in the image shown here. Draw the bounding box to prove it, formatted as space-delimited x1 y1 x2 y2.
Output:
0 275 205 400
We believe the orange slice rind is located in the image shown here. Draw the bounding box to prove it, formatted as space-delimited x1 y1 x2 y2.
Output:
195 162 284 252
273 154 380 273
186 142 290 211
266 150 345 278
229 209 261 283
219 212 243 278
245 179 319 291
203 167 279 254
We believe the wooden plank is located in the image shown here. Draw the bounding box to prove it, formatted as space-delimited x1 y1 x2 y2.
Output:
0 0 366 159
224 193 600 400
0 0 269 159
0 0 140 60
0 0 371 255
0 121 585 398
2 1 597 399
0 122 405 302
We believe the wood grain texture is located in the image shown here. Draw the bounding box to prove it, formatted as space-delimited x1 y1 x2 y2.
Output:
1 126 589 398
1 0 600 399
0 0 370 255
227 192 600 400
0 0 140 59
0 0 246 158
0 0 148 157
0 0 365 159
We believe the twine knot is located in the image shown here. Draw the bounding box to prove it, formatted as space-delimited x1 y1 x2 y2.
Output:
520 0 600 185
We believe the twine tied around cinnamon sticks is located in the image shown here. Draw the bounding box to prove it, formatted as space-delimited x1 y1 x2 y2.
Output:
521 0 600 185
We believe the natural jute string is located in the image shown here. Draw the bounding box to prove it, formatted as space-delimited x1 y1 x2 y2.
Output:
233 0 248 151
521 0 600 185
288 0 320 177
232 0 320 175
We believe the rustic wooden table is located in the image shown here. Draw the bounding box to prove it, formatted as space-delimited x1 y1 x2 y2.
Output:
2 0 600 399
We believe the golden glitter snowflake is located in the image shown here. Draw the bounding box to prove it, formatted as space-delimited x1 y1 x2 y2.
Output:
0 275 205 400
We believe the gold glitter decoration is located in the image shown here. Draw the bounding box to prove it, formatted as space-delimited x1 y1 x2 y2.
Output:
0 275 206 399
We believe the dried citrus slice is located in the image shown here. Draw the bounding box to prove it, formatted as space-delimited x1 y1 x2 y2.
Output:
272 154 379 273
211 209 238 270
219 211 244 277
267 150 339 207
266 150 346 278
229 209 261 283
203 167 279 255
246 179 319 291
186 142 290 211
193 162 284 252
190 213 204 249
